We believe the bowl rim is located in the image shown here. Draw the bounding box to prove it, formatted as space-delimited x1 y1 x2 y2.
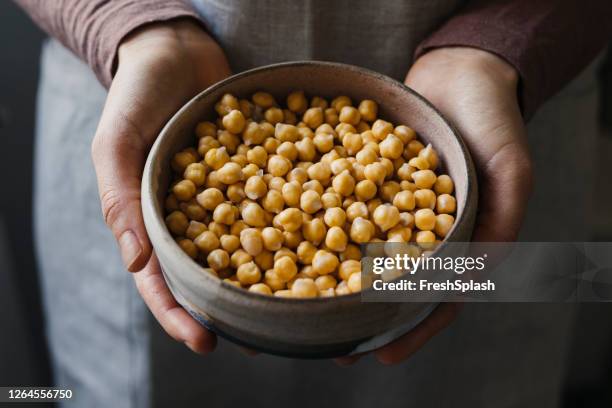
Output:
142 60 477 305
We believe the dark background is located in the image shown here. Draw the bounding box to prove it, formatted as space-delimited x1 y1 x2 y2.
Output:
1 2 612 407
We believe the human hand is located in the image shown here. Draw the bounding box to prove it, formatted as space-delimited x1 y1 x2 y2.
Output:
338 47 533 365
91 19 231 354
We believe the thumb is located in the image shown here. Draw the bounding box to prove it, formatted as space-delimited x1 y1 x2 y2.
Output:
91 106 153 272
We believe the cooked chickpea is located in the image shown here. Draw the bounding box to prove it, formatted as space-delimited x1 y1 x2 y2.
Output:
208 221 228 237
220 234 240 253
243 122 266 146
310 96 328 109
249 283 273 295
183 163 207 187
222 109 246 134
338 106 361 126
415 230 436 246
323 207 347 227
393 190 415 211
180 200 206 221
347 272 362 293
216 162 243 184
373 204 400 231
342 132 363 155
196 188 224 210
321 191 342 209
281 181 302 207
364 162 386 185
240 228 263 256
241 202 267 227
274 256 298 281
331 95 351 111
307 161 331 183
261 227 284 251
195 121 217 138
267 155 292 177
171 149 198 173
274 123 299 142
303 180 324 195
213 202 236 225
207 249 230 271
296 241 318 264
264 269 286 291
332 170 355 197
380 181 401 203
246 146 268 167
302 218 327 245
244 175 267 200
325 226 348 252
415 208 436 231
226 183 246 203
172 179 196 201
237 261 262 285
194 230 220 253
434 174 454 195
436 194 456 214
275 208 303 232
185 220 207 240
254 250 274 270
435 214 454 238
324 108 339 126
261 189 285 214
165 211 189 236
230 220 249 237
303 107 324 129
295 137 316 161
346 201 368 222
252 91 276 108
313 132 334 153
358 99 378 122
379 134 404 159
287 168 308 185
354 180 377 201
418 144 439 169
355 148 378 166
205 147 229 170
300 190 322 214
264 107 283 125
197 136 220 157
404 139 425 159
350 217 375 243
312 250 339 275
177 238 198 259
338 259 361 281
414 189 436 209
393 125 416 143
371 119 393 140
287 90 308 114
336 123 356 138
230 249 253 269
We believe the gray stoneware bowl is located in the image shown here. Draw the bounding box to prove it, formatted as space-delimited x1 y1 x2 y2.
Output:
142 61 477 358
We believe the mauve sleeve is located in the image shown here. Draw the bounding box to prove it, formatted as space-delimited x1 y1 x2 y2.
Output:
415 0 612 119
13 0 201 88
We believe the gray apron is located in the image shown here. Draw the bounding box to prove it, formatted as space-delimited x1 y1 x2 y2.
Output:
34 1 599 407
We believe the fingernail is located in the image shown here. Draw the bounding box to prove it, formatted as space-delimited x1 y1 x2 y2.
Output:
119 230 142 271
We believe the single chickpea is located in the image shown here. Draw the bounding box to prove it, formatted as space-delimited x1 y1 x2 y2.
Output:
313 133 334 153
399 212 415 228
357 121 370 132
355 148 378 166
281 181 302 207
366 198 383 214
302 218 327 245
358 99 378 122
254 250 274 271
231 154 249 168
291 278 318 298
264 107 284 125
338 106 361 126
267 155 292 177
165 194 179 212
321 191 342 209
264 269 286 291
197 136 220 157
243 122 267 146
354 180 377 201
351 162 366 181
249 283 273 295
342 132 363 155
261 227 284 251
295 137 316 161
217 130 240 154
340 244 361 262
380 181 401 203
281 109 297 125
241 202 267 227
404 139 425 159
185 220 207 240
208 221 228 237
275 208 303 232
434 214 455 238
411 169 437 189
193 230 220 253
363 162 386 185
373 204 400 231
297 241 318 264
196 188 224 211
338 259 361 281
274 247 298 263
414 208 436 231
315 123 336 136
216 162 243 185
414 189 436 209
287 168 308 185
177 238 198 259
300 265 319 279
222 109 246 134
195 121 217 138
303 107 324 129
226 183 246 203
251 91 276 108
335 281 351 295
303 180 324 195
220 234 240 253
282 230 303 249
274 256 298 282
330 158 351 175
287 90 308 114
393 125 416 143
244 175 267 200
275 141 297 161
319 287 336 297
436 194 457 214
347 272 362 293
415 230 436 247
180 200 206 221
418 144 439 169
393 190 416 211
312 250 339 275
387 225 412 241
323 207 347 227
336 123 357 138
324 108 340 126
274 123 299 142
325 226 348 252
397 163 415 181
274 290 293 298
300 190 323 214
165 211 189 235
240 228 263 256
332 170 356 197
237 261 262 285
205 147 229 170
331 95 352 111
408 156 430 171
171 149 198 173
305 161 330 183
230 249 253 269
310 96 329 109
380 157 395 177
315 275 337 291
207 249 230 271
213 203 236 225
346 201 368 221
172 180 196 201
183 163 207 187
371 119 393 140
350 217 375 243
239 99 253 119
268 176 286 192
205 171 227 191
261 189 285 214
246 146 268 168
379 134 404 159
216 93 240 115
434 174 454 195
400 181 418 192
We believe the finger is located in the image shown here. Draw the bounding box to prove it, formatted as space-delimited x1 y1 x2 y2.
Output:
133 253 216 354
374 303 461 365
92 101 153 272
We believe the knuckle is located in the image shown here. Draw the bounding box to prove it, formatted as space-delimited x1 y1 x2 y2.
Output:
100 188 123 230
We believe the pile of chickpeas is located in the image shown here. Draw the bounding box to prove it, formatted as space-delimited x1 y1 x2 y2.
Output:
164 90 456 298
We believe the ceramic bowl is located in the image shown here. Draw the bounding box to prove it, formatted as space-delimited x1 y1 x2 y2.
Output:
142 61 477 358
